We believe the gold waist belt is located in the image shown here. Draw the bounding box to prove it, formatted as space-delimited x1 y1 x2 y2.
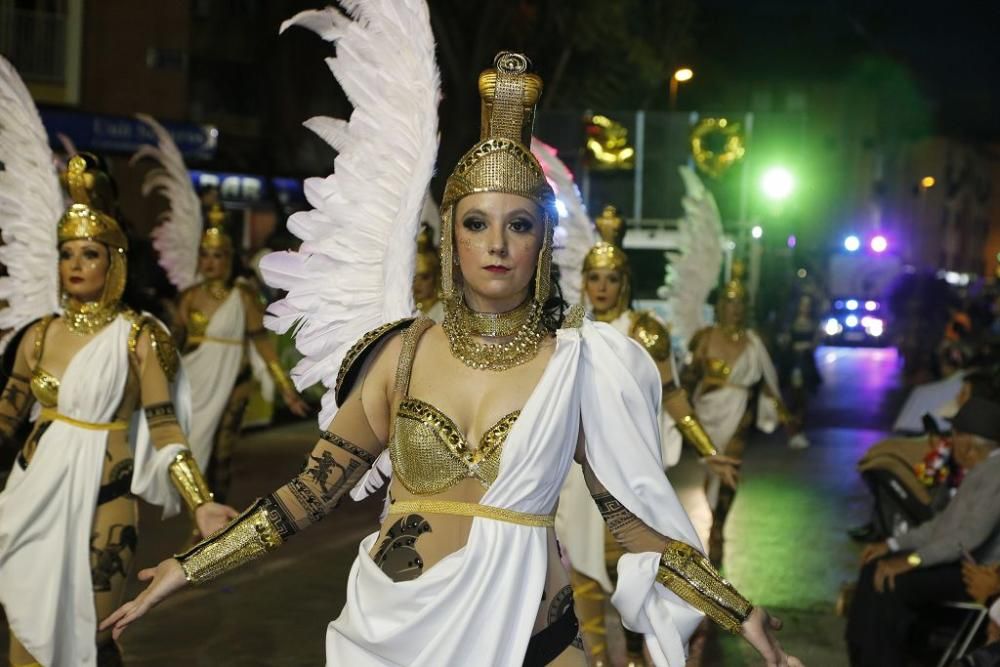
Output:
189 335 244 346
386 499 555 527
39 408 129 432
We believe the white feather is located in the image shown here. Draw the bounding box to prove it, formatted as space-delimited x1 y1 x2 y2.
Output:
132 114 202 291
0 56 62 350
261 0 440 427
665 166 724 349
531 138 595 306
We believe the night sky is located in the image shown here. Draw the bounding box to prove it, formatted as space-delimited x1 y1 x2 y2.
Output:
687 0 1000 140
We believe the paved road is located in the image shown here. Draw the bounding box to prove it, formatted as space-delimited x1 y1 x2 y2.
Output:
1 345 904 666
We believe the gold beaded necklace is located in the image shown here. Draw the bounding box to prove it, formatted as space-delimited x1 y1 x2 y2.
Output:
62 296 121 335
443 298 546 371
204 279 230 301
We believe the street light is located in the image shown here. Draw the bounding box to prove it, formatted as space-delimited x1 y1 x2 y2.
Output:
760 166 795 201
669 67 693 110
844 235 861 252
751 225 763 239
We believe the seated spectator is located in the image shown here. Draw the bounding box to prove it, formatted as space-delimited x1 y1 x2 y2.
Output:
846 396 1000 666
849 369 1000 543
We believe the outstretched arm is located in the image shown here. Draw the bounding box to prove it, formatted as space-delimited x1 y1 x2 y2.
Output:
100 329 398 639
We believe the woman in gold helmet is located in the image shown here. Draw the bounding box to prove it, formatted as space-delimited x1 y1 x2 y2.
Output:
562 204 740 666
172 202 309 504
0 154 237 667
413 221 444 320
104 8 799 666
683 262 792 565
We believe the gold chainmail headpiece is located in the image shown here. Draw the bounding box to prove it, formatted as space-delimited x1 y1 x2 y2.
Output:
201 203 234 252
438 51 556 371
440 51 556 305
718 259 747 304
59 156 129 333
582 205 631 321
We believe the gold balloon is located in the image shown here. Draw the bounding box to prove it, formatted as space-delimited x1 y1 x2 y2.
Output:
584 114 635 170
690 117 746 179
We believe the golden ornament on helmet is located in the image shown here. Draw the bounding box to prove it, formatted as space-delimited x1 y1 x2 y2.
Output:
690 117 746 179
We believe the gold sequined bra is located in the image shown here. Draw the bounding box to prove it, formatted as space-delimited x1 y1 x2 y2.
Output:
389 319 520 496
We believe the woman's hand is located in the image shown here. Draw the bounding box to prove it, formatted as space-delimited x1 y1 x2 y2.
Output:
99 558 188 640
282 389 310 418
704 454 741 488
194 501 238 538
741 607 804 667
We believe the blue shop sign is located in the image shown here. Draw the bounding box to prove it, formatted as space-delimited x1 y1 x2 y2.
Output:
40 108 217 160
190 170 304 205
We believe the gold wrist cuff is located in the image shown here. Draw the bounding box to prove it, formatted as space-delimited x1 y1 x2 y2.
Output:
677 415 719 458
175 498 283 585
656 540 753 634
168 450 214 514
267 360 295 395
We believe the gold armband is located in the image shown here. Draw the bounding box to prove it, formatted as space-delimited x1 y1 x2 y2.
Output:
774 398 793 425
657 540 752 634
267 360 295 396
175 498 283 585
677 414 719 458
168 450 213 514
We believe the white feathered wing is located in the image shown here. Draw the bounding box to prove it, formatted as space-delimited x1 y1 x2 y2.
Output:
0 56 62 350
260 1 440 427
531 138 595 307
666 166 724 350
132 114 201 291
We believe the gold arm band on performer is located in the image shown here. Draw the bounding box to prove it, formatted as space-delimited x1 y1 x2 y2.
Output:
175 498 283 584
386 499 555 527
168 450 214 514
656 540 753 634
677 414 719 458
38 408 129 431
267 360 295 395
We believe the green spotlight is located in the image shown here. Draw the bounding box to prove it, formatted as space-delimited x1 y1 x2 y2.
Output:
761 166 795 201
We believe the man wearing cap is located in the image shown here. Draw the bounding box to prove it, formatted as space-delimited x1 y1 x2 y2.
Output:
846 396 1000 666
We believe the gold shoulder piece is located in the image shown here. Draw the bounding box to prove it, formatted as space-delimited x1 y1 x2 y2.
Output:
32 315 57 363
562 304 586 329
235 280 265 306
630 310 671 362
656 540 753 634
335 318 416 405
128 313 180 382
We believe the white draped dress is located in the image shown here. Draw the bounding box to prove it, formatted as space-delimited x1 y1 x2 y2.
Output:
692 330 781 507
183 287 265 472
0 315 190 667
555 310 683 594
327 320 705 666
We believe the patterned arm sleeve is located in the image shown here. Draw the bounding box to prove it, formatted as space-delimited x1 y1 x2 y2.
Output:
0 333 36 448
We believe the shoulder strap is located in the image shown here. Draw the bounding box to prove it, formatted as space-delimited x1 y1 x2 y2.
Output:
393 317 434 397
33 315 56 364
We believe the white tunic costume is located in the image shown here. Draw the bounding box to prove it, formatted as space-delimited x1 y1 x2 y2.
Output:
692 330 781 507
327 321 705 667
182 287 269 472
555 310 682 593
0 315 190 667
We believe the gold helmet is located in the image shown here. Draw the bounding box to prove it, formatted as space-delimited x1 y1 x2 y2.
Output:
440 52 556 306
200 203 233 252
718 259 748 305
582 205 630 321
60 155 129 319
